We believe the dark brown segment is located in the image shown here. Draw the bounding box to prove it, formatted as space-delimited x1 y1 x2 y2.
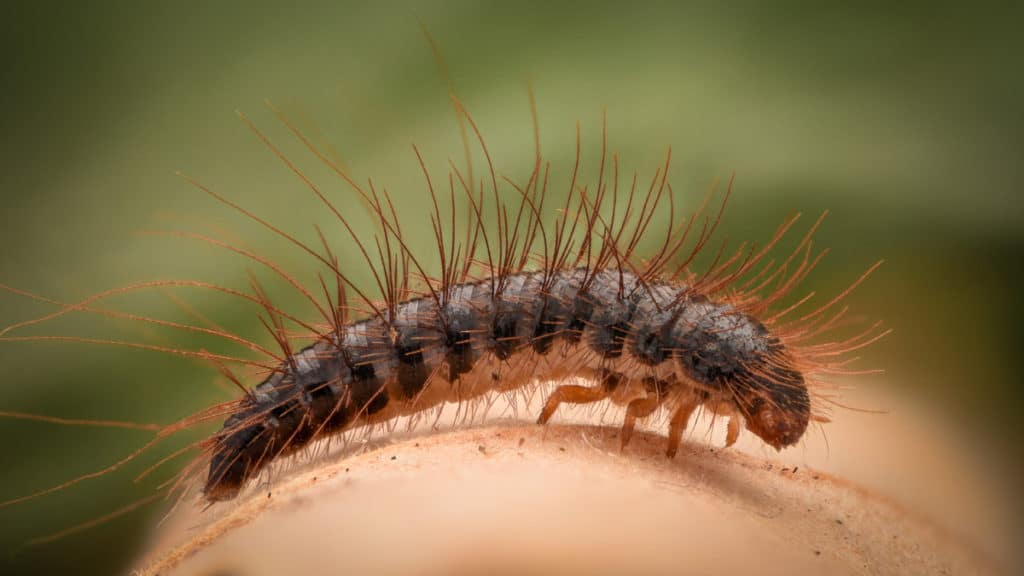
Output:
347 362 389 416
393 323 430 401
489 304 520 360
532 270 586 351
441 297 479 380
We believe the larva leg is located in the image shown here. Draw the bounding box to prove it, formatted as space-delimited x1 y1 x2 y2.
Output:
725 416 742 447
666 401 699 458
537 384 610 425
620 394 666 451
711 402 743 448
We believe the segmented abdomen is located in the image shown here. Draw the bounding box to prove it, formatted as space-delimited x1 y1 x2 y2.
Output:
204 268 809 500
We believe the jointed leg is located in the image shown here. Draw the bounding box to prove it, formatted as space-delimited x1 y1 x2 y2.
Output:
537 369 621 425
620 393 666 451
726 416 742 447
537 384 610 425
666 400 699 458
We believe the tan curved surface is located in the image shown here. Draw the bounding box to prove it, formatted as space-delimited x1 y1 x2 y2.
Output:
136 384 1014 575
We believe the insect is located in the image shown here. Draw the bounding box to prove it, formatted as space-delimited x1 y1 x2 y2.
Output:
0 91 884 525
195 103 884 502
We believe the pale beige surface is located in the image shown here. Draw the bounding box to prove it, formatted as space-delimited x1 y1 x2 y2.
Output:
137 384 1013 576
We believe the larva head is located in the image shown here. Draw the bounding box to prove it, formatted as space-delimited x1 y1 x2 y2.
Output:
669 302 811 450
734 360 811 450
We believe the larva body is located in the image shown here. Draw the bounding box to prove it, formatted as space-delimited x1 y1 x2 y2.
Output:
1 92 884 530
207 268 808 500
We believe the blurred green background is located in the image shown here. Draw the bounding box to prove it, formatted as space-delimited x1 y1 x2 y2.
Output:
1 1 1021 574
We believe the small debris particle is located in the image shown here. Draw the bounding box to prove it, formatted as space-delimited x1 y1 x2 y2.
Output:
559 446 566 452
414 443 420 448
345 468 350 473
518 437 526 447
793 467 799 474
814 550 821 556
390 455 397 461
267 492 272 499
478 444 487 455
836 519 844 525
